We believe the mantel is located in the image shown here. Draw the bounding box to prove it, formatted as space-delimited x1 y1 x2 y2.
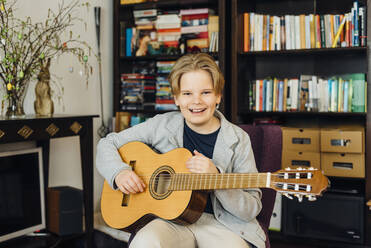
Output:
0 114 98 248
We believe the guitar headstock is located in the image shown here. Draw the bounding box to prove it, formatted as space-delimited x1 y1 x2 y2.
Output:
270 167 329 202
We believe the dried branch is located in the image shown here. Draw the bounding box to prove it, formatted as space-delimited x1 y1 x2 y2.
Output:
0 0 94 103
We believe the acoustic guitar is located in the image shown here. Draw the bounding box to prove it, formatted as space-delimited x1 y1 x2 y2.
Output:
101 141 329 232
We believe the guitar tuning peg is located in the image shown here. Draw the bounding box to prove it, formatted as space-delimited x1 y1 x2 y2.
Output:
283 193 293 200
297 167 303 170
285 167 291 171
296 194 303 202
309 167 315 170
307 195 317 201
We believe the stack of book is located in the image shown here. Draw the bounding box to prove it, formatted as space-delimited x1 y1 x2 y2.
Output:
155 61 177 111
156 11 181 53
120 7 219 56
249 73 367 113
120 73 156 110
243 1 365 52
180 8 214 53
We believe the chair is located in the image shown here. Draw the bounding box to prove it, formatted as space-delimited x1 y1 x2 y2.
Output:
239 124 282 248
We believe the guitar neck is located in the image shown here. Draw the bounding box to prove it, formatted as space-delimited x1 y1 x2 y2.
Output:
168 173 270 191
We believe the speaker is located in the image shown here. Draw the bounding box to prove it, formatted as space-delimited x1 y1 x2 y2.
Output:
282 192 364 244
47 186 83 236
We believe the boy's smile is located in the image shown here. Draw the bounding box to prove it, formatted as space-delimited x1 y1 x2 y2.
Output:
174 69 221 134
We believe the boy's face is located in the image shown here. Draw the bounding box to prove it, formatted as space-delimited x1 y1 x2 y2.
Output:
174 69 221 133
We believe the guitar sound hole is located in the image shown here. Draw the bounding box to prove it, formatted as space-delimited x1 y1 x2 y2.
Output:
154 172 171 195
150 166 174 200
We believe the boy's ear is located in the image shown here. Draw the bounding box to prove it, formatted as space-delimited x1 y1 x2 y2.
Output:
216 94 222 105
173 95 179 106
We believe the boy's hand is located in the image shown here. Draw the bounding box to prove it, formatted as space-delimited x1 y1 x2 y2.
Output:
186 150 219 174
115 170 146 194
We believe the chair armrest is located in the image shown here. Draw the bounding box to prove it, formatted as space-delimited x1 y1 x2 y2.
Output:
367 200 371 210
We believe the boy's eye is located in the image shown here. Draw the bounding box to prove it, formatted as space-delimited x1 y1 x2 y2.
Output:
202 91 212 95
182 92 191 96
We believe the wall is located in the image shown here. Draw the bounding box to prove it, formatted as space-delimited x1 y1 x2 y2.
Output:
11 0 113 212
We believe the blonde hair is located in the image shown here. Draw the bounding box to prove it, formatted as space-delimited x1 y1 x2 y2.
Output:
168 53 225 96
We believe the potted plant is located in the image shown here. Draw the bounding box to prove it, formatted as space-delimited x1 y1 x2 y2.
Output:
0 0 93 117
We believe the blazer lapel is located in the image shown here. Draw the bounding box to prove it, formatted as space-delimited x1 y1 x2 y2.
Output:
212 111 238 172
166 112 184 147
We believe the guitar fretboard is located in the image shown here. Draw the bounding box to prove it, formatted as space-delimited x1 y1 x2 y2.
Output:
168 173 269 191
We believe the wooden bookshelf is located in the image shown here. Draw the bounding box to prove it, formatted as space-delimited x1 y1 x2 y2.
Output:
230 0 371 247
113 0 227 116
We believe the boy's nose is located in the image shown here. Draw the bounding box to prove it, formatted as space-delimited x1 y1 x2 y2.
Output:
192 94 201 103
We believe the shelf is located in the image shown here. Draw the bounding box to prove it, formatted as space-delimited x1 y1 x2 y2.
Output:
119 0 218 10
120 53 219 61
239 46 367 57
237 111 367 117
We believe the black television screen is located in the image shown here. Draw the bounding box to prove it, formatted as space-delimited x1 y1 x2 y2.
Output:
0 148 45 242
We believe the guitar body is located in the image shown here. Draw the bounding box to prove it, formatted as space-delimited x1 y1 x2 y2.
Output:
101 141 207 232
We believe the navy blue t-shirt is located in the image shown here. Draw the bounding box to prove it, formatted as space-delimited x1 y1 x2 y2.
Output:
183 121 220 214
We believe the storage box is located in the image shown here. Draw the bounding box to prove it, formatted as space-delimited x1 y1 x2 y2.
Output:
282 127 320 152
321 153 365 178
282 150 321 169
321 127 364 153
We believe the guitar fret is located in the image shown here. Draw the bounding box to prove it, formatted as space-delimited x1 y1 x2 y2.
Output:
226 174 230 188
177 174 182 190
257 174 260 188
233 174 236 188
240 174 243 188
214 174 217 189
187 174 190 190
174 174 179 190
221 174 224 189
191 174 194 190
247 174 251 188
181 174 184 190
209 174 211 190
204 174 207 190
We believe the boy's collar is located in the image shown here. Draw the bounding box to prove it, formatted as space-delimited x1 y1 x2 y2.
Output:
166 110 238 148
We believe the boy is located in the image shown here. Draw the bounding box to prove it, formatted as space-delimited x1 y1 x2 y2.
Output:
96 53 265 248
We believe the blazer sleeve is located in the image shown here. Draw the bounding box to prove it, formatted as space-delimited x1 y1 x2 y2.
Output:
214 133 262 222
96 117 156 189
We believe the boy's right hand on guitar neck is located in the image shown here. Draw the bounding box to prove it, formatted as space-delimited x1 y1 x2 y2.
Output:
115 170 146 194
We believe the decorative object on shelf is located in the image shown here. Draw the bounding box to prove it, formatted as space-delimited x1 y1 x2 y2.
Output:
0 0 94 118
34 58 54 116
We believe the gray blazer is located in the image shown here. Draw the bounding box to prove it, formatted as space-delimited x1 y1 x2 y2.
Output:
96 110 266 248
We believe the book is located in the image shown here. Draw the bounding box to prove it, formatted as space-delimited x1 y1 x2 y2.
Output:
332 14 347 48
120 21 127 57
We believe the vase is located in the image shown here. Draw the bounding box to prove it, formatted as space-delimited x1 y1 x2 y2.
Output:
6 94 25 118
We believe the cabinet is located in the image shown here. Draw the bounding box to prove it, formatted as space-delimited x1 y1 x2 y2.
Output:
113 0 228 118
230 0 371 247
0 115 98 248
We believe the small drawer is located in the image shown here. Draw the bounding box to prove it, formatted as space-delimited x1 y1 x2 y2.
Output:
282 150 320 170
282 127 320 152
321 153 365 178
321 128 364 153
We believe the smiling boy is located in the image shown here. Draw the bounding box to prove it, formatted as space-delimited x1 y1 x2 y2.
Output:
96 53 265 248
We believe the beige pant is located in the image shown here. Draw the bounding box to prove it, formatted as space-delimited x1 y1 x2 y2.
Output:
129 213 252 248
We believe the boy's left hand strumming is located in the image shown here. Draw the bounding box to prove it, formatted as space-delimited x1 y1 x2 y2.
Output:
186 150 219 174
